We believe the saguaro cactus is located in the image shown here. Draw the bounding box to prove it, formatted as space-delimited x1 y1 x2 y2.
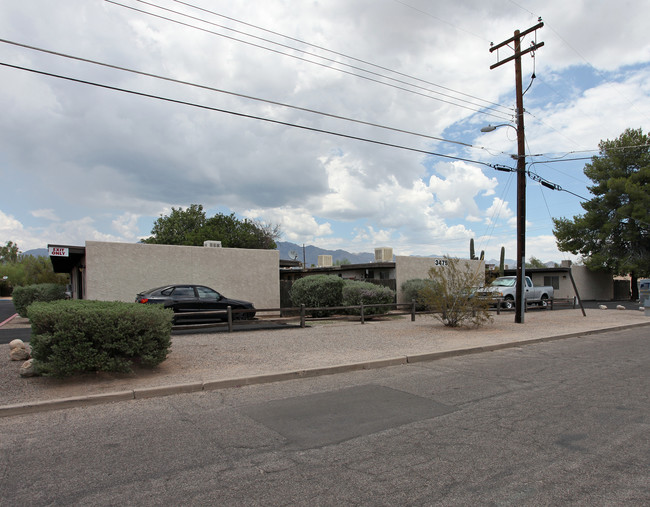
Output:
499 246 505 276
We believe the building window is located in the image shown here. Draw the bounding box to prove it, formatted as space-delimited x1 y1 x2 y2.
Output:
544 276 560 290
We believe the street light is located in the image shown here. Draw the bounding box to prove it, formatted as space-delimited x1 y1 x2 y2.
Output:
481 121 527 324
480 124 513 133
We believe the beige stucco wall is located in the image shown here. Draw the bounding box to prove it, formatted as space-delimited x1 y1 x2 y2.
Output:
570 265 613 300
84 241 280 308
394 256 485 304
527 272 572 299
528 267 613 300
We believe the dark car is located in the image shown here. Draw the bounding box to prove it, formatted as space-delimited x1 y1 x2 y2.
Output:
136 284 256 323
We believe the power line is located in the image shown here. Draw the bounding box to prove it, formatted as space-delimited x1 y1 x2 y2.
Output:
0 60 502 169
0 38 510 155
527 143 650 160
105 0 513 121
489 162 590 201
390 0 491 42
170 0 506 111
509 1 650 130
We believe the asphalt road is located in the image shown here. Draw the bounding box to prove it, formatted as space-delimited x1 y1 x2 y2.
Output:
0 299 16 323
0 300 28 343
1 327 647 505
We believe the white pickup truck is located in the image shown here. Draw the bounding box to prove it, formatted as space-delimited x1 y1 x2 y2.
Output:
477 276 554 309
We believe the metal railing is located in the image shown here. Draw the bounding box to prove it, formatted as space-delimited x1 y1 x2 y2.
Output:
172 296 578 332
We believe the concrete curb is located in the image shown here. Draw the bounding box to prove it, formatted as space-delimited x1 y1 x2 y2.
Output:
0 313 18 328
1 321 649 418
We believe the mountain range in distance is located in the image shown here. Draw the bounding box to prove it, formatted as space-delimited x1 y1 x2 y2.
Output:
24 244 550 269
22 248 49 257
276 241 526 268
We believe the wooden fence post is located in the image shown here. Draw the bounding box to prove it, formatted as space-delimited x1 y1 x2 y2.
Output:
227 306 233 333
300 304 305 328
411 299 416 321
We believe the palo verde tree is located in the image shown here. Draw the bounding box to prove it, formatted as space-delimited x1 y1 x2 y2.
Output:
1 241 68 295
553 128 650 299
142 204 281 249
0 241 20 263
526 256 546 269
419 256 493 328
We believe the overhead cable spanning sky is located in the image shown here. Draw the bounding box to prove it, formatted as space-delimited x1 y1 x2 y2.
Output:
0 0 649 262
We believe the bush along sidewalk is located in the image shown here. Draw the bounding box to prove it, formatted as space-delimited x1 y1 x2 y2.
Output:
290 275 397 317
28 300 173 378
342 281 395 316
12 283 67 317
290 275 345 317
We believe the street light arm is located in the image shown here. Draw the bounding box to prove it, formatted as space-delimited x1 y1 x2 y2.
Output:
480 123 516 133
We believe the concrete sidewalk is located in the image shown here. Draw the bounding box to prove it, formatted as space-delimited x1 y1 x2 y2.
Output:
1 308 649 417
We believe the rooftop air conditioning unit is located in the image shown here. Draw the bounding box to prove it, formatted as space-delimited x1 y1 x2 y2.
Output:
318 255 333 267
375 247 393 262
203 240 222 248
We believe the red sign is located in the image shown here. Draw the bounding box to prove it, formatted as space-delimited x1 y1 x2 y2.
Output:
49 247 69 257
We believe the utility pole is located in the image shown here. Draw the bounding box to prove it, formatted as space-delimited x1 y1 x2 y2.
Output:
489 21 544 323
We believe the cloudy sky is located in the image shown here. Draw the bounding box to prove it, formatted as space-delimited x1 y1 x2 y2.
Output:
1 0 649 262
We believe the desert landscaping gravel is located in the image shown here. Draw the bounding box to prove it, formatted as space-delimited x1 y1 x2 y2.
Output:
2 308 649 408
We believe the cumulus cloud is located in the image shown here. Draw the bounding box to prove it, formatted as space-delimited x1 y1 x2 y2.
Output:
31 209 59 221
429 162 499 220
0 0 647 262
484 197 514 226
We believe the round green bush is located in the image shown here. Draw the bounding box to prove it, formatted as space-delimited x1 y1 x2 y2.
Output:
289 275 345 317
401 279 436 311
11 283 67 317
28 300 173 377
342 281 395 315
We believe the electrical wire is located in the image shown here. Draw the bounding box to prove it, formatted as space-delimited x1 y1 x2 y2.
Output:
527 143 650 159
527 170 589 200
0 60 504 169
390 0 491 43
170 0 507 111
0 38 515 156
105 0 513 121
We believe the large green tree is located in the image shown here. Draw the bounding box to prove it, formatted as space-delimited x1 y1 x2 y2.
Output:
0 241 68 295
553 128 650 299
0 240 20 263
142 204 281 249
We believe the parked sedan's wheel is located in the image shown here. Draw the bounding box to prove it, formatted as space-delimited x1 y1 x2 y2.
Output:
232 308 254 320
502 296 515 310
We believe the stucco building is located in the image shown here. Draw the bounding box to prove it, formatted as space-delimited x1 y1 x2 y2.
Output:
49 241 280 309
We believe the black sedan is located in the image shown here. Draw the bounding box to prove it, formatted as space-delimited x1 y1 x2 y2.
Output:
136 284 256 323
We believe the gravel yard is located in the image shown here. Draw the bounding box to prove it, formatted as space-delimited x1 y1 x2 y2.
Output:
2 308 649 408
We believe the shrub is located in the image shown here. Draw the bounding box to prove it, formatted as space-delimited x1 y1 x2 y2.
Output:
289 275 345 317
12 283 67 317
28 300 173 377
401 279 436 311
342 281 395 315
419 256 493 328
